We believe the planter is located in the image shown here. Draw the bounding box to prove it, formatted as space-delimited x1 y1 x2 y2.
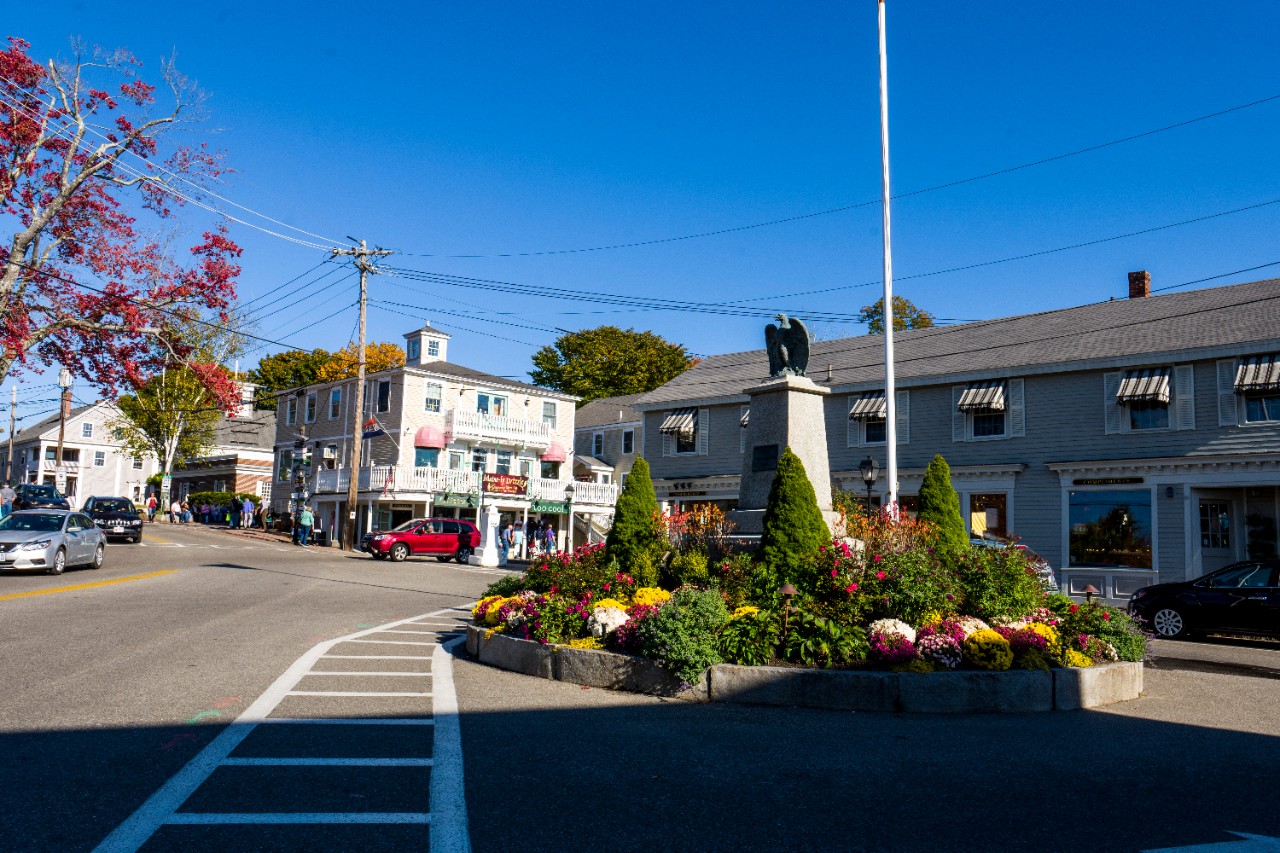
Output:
464 626 1142 712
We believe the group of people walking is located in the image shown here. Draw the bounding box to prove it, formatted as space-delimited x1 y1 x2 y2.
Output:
143 494 264 528
497 517 560 566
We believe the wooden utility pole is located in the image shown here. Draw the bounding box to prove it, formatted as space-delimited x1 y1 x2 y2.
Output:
6 386 15 484
333 240 391 550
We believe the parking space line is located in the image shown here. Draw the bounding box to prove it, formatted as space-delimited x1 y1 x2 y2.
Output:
286 690 432 697
374 628 439 635
222 757 433 767
0 570 176 602
259 718 434 726
321 654 432 660
164 813 431 825
346 639 437 646
305 672 432 677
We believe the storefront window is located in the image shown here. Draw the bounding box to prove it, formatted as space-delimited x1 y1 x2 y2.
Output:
414 448 439 468
1068 490 1153 569
969 493 1007 539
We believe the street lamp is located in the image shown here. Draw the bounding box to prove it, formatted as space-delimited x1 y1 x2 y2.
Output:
54 368 74 495
858 456 880 518
564 481 576 552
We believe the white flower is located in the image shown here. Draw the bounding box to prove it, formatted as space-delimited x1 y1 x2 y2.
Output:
955 616 991 638
586 606 629 638
868 618 916 644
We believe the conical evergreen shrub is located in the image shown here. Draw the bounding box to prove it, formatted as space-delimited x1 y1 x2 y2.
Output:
606 456 662 583
917 453 968 553
756 447 830 596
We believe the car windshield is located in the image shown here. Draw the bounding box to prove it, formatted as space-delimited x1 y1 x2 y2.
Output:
22 485 59 498
93 499 134 513
391 519 425 532
0 513 64 532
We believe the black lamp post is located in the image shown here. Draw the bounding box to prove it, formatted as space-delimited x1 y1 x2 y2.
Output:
858 456 880 518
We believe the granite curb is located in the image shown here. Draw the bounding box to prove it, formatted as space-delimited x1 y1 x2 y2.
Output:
465 626 1142 712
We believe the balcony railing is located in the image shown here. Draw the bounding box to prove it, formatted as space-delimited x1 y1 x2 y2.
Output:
447 409 552 449
309 466 618 507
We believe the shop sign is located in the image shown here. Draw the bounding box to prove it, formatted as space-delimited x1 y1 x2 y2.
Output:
530 499 569 514
669 491 707 497
434 491 478 509
1072 477 1144 486
481 473 529 496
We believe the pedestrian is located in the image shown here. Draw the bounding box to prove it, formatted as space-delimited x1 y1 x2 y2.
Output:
242 496 255 529
200 503 210 524
0 482 15 519
511 521 525 561
543 519 557 554
146 493 157 522
526 517 540 556
169 498 181 524
253 506 264 529
181 499 192 524
298 505 315 547
228 498 241 529
498 521 512 567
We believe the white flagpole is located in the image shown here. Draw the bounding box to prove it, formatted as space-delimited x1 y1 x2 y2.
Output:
877 0 899 513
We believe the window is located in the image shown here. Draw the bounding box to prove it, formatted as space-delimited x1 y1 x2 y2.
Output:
213 479 226 493
1068 490 1152 569
376 380 391 413
329 388 341 419
81 423 93 438
1199 501 1231 549
1244 394 1280 423
424 382 442 413
407 339 420 361
622 429 634 455
476 393 506 417
277 450 293 481
540 461 560 479
449 451 464 470
849 390 908 447
1128 400 1169 430
93 451 105 467
496 450 513 474
414 448 439 468
660 407 700 455
519 458 533 477
471 448 488 472
972 412 1005 438
132 457 144 470
427 340 440 357
1107 366 1193 433
864 418 887 444
954 380 1023 441
593 432 604 457
542 401 557 430
305 393 317 423
285 398 297 426
969 493 1007 539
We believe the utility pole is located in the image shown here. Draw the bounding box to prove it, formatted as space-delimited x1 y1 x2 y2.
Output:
6 386 15 484
54 368 73 495
333 240 391 550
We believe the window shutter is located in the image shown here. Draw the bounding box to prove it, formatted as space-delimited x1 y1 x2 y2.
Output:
662 428 673 457
1103 372 1123 435
1173 365 1196 431
895 390 910 445
740 405 749 453
697 408 709 455
1217 359 1239 426
847 396 859 447
1007 379 1025 437
952 386 967 442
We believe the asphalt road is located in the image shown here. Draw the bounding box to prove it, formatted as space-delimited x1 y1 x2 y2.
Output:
3 524 1279 852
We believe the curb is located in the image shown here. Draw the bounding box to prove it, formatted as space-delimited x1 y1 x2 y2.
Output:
465 626 1142 712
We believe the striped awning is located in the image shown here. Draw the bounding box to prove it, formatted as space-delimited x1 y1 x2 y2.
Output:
957 381 1006 412
1235 355 1280 392
848 391 887 420
659 407 697 438
740 409 750 428
1116 367 1170 404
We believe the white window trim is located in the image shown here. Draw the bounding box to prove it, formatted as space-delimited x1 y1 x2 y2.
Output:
622 429 634 456
592 431 604 457
93 451 105 467
285 398 297 426
424 382 442 413
663 408 708 456
427 339 440 357
542 401 557 430
329 388 341 420
952 381 1023 442
305 393 317 424
1104 367 1194 434
82 423 94 438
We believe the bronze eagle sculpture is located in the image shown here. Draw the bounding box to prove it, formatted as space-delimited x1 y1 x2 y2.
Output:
765 313 810 378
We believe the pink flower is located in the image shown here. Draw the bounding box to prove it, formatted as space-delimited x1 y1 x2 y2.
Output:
873 555 882 563
831 569 838 578
603 582 611 591
550 585 558 594
1069 604 1079 614
819 546 826 552
876 570 886 580
845 583 858 593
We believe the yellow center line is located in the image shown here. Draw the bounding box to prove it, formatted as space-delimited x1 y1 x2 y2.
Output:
0 569 177 602
142 534 172 544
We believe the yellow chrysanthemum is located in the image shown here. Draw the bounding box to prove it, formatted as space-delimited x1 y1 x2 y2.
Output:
631 587 672 608
730 605 761 620
1026 622 1061 653
593 598 628 612
472 595 504 621
963 629 1013 671
1063 649 1094 668
567 636 605 650
483 597 512 626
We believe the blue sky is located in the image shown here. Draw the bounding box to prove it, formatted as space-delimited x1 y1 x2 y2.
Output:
7 1 1280 423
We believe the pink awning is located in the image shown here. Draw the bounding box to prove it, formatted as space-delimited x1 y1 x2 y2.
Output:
413 425 447 449
541 441 567 462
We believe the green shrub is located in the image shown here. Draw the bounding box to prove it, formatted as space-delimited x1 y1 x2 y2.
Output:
605 457 663 572
1058 601 1149 662
185 491 261 511
521 544 616 599
710 553 756 609
639 588 729 683
916 455 967 554
482 573 527 598
863 549 961 625
892 658 937 674
630 550 659 589
954 545 1045 620
668 549 710 587
780 609 867 668
717 610 780 665
757 448 831 596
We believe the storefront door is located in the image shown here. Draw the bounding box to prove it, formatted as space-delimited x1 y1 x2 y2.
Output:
1198 495 1239 574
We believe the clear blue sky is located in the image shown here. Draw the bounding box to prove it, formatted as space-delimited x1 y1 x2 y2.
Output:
8 1 1280 423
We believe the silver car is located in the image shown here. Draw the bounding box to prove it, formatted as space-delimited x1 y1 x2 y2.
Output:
0 510 106 575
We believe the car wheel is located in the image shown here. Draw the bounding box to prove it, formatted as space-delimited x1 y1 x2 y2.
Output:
47 548 66 576
456 545 473 564
1151 605 1190 639
89 543 105 570
389 543 409 563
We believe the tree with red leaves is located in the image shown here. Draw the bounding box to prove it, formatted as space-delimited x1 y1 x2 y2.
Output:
0 36 242 412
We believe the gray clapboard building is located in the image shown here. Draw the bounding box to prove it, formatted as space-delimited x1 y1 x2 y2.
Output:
634 273 1280 599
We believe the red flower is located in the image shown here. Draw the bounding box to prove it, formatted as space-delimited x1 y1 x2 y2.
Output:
603 582 611 591
846 583 858 593
830 569 838 578
875 570 886 580
1102 612 1111 621
1069 604 1079 613
873 555 882 563
550 585 558 594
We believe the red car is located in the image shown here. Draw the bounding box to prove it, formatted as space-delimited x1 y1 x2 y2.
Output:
362 518 480 563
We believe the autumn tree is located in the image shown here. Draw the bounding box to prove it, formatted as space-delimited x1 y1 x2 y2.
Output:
530 326 696 405
315 342 405 382
0 37 242 410
857 296 935 334
246 348 333 409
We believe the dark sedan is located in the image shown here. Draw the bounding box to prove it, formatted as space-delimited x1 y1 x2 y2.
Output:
12 483 70 511
1128 560 1280 640
81 496 144 543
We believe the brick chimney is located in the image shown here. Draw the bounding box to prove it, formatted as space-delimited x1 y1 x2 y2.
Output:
1128 270 1151 299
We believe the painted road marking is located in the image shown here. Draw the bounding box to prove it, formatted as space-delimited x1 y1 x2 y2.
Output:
346 639 437 646
430 635 470 853
321 654 432 660
222 757 433 767
286 690 432 697
375 628 439 635
307 671 432 677
165 813 431 825
259 718 434 726
0 570 176 602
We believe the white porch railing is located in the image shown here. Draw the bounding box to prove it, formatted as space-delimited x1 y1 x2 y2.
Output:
308 466 618 507
447 409 553 449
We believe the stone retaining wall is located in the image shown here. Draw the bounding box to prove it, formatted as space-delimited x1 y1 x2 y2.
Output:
464 626 1142 712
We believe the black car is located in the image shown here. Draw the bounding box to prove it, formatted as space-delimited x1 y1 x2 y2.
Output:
1128 560 1280 640
13 483 70 511
81 496 143 543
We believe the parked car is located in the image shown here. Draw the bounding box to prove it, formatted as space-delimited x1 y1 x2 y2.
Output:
0 510 106 574
1128 560 1280 640
362 518 481 563
969 535 1059 592
81 496 144 543
12 483 70 511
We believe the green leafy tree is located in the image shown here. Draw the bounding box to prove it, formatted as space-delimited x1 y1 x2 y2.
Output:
605 456 662 581
757 448 831 596
857 296 935 334
113 366 227 479
530 326 696 405
246 349 333 410
916 454 968 553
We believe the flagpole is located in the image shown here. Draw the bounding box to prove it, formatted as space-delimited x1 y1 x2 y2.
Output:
877 0 899 512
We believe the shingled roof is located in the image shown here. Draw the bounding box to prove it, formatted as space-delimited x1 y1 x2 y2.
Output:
574 394 644 429
636 279 1280 408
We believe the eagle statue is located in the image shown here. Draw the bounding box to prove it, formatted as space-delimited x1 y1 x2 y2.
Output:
764 313 810 378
